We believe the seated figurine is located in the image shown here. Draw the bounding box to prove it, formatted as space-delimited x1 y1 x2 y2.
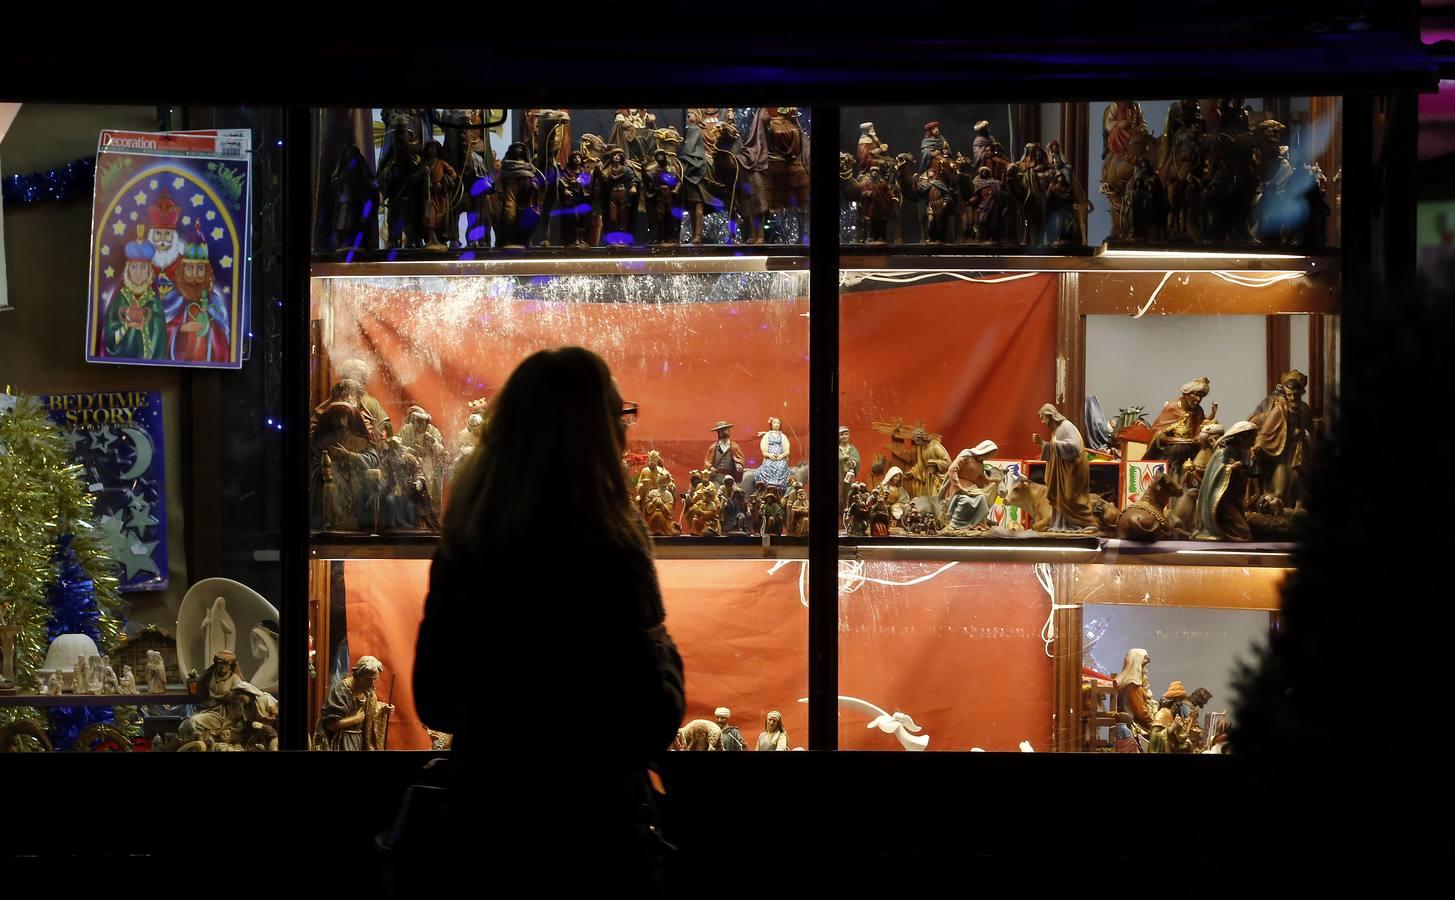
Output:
643 490 681 536
941 441 1001 531
177 650 279 751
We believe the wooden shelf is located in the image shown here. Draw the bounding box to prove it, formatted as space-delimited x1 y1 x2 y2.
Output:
312 245 808 277
840 250 1336 273
839 536 1295 568
0 691 194 708
310 532 1293 567
311 533 809 562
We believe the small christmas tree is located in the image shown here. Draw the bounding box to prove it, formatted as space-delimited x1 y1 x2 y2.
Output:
0 392 127 747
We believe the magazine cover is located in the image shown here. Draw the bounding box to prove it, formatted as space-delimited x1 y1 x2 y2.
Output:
85 128 251 369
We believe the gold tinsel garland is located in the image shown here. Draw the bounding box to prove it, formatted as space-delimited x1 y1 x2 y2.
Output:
0 394 126 732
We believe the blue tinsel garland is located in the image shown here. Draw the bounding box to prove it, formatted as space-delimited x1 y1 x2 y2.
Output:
2 156 95 207
46 535 114 748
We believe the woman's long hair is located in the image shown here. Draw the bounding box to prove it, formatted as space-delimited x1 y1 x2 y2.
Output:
443 347 647 559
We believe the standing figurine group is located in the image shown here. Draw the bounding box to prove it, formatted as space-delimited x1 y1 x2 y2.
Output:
675 707 788 751
840 120 1089 246
309 359 459 534
1101 99 1330 248
837 373 1314 543
328 107 810 252
631 419 808 538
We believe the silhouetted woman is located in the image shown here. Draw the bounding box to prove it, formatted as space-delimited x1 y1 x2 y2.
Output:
415 347 684 890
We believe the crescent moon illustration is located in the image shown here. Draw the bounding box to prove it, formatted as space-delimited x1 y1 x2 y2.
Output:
119 426 154 480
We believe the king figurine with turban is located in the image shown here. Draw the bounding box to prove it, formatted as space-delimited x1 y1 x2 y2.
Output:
104 225 167 360
167 223 231 363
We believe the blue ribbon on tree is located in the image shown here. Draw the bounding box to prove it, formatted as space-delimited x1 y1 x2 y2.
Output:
46 534 114 748
2 156 95 207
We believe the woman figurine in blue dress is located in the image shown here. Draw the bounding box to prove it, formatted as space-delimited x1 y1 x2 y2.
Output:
758 416 791 491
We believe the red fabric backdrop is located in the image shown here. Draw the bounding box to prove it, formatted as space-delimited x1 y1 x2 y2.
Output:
320 280 811 480
327 274 1060 750
840 275 1058 462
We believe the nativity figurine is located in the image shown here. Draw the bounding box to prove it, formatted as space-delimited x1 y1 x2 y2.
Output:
398 405 449 528
1247 370 1314 517
496 141 544 248
319 655 393 751
644 128 685 245
328 144 378 253
1032 404 1097 532
845 482 871 536
940 440 1002 532
838 426 861 517
593 146 638 245
705 421 746 487
1149 377 1214 472
1192 420 1259 541
719 475 750 534
1116 470 1185 542
757 417 792 493
144 649 167 693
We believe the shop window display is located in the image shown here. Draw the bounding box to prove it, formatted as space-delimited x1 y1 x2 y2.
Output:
0 95 1348 757
0 104 285 752
835 99 1338 751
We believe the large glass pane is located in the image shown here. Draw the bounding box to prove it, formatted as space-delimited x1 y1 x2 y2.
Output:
307 106 813 750
836 98 1336 751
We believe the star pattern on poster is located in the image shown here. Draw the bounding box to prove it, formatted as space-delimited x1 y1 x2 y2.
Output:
112 221 126 236
172 176 185 189
95 514 132 561
205 210 216 221
88 425 118 452
220 255 233 268
190 193 204 208
129 211 138 221
149 179 159 189
103 266 115 279
101 245 110 256
120 538 160 580
182 215 192 226
133 190 148 206
210 227 223 240
126 494 160 530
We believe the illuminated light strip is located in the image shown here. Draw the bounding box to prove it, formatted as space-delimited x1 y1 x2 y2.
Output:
1131 269 1308 318
1210 270 1308 287
1101 248 1305 260
851 543 1099 554
1171 549 1293 557
847 271 1044 285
